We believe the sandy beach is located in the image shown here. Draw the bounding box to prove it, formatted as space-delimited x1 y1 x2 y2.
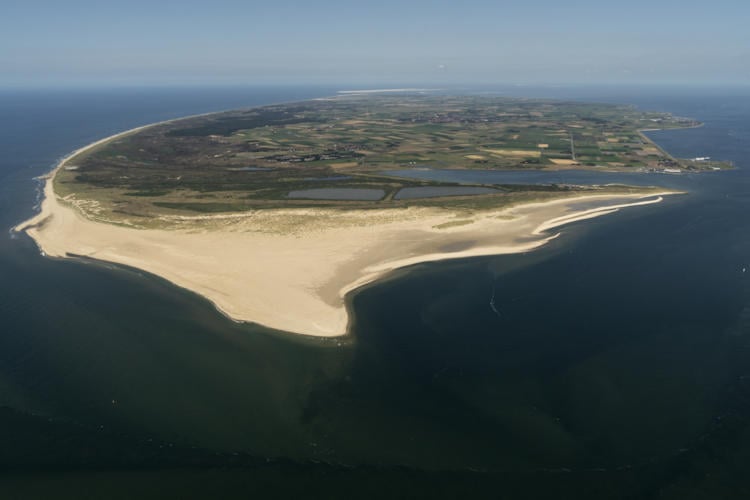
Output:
16 128 679 337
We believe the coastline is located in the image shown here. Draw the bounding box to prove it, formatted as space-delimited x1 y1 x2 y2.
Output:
16 122 682 338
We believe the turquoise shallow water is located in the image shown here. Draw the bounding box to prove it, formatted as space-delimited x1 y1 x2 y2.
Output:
2 86 750 498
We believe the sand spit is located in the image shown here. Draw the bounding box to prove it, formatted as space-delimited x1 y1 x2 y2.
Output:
15 128 679 338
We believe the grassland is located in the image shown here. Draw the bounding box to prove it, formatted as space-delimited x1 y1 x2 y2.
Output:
53 94 721 224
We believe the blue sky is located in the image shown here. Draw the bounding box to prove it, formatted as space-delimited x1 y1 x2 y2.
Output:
2 0 748 87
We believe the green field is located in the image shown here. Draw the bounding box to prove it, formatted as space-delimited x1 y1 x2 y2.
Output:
54 94 722 222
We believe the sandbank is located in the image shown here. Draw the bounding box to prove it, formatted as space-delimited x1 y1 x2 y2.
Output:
16 129 679 338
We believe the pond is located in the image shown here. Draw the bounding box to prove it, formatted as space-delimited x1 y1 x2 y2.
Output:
286 187 385 200
394 186 499 199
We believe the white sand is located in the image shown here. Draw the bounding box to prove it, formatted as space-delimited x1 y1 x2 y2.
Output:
16 129 679 338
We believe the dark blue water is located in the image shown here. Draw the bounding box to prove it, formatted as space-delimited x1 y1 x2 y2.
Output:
2 86 750 498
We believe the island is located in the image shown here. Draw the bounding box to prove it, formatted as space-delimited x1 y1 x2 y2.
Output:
17 94 711 337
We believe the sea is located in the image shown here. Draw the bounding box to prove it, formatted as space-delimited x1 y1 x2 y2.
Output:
1 85 750 499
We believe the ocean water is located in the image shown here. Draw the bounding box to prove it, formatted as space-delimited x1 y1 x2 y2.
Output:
2 85 750 498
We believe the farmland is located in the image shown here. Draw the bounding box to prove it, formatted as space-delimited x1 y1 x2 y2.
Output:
53 94 719 223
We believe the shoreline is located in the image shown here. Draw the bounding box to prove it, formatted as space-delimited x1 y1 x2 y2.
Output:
16 173 679 337
15 119 683 338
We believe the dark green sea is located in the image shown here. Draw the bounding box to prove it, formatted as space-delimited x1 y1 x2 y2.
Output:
2 86 750 499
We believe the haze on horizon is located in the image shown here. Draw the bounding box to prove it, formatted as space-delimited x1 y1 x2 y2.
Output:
2 0 748 88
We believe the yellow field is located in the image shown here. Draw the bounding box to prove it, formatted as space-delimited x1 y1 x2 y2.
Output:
330 162 358 169
483 149 541 158
464 154 486 160
549 159 579 166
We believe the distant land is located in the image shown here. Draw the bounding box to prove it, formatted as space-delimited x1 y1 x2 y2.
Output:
337 88 442 94
17 94 706 336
